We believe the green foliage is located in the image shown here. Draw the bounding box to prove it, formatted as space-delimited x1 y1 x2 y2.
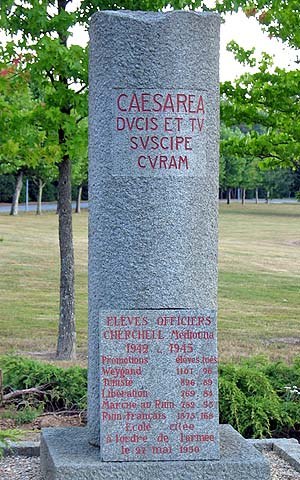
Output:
78 0 211 21
219 358 300 438
0 1 88 220
221 66 300 171
219 1 300 173
71 119 88 187
216 0 300 49
220 126 246 190
0 429 23 458
0 59 61 189
226 40 257 67
1 356 87 410
1 404 43 425
219 363 288 438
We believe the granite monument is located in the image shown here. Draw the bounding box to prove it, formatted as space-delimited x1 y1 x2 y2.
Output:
40 10 271 479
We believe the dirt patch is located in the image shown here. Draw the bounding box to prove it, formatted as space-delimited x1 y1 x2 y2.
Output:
285 240 300 247
263 337 300 346
36 413 86 429
18 350 88 368
0 410 86 441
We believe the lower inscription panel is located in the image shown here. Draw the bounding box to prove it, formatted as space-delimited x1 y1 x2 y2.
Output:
99 309 219 462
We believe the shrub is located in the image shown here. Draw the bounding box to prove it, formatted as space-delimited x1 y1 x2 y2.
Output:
219 361 292 438
1 404 43 425
1 356 87 411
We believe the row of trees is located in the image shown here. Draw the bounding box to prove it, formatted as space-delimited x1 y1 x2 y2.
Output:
0 0 299 360
220 126 300 204
0 57 88 216
2 158 298 211
0 174 88 211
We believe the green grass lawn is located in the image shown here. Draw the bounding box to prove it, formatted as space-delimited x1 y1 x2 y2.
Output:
0 211 88 365
218 203 300 362
0 203 299 365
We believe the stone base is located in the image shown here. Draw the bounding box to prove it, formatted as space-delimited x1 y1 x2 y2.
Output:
40 425 270 480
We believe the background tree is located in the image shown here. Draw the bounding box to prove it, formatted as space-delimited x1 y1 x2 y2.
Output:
0 0 89 359
220 126 245 203
239 157 261 204
221 58 300 173
31 163 58 215
2 0 212 359
216 0 300 49
260 168 295 203
0 58 54 215
218 0 300 173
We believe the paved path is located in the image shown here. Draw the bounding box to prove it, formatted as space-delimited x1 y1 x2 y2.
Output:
0 201 88 213
0 199 298 214
219 198 298 204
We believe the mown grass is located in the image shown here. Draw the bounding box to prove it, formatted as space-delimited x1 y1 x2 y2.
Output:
0 203 299 365
218 202 300 363
0 211 88 365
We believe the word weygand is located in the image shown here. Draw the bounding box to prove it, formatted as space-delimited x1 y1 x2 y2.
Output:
114 91 205 173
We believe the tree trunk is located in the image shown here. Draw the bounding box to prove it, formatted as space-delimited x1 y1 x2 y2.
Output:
255 187 259 204
242 188 246 205
265 190 270 204
56 154 76 360
56 0 76 360
10 171 23 216
75 185 82 214
226 187 231 205
36 179 45 215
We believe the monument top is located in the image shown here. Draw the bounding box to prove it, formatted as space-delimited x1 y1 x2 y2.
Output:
90 9 220 22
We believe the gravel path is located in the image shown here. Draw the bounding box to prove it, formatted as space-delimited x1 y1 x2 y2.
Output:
1 450 300 479
265 450 300 479
0 456 41 480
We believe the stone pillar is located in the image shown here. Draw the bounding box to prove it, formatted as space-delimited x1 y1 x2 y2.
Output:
88 10 220 458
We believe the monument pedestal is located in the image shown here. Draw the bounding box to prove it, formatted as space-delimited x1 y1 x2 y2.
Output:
40 425 270 480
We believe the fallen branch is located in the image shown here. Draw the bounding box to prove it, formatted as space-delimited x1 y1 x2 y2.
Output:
3 387 48 402
38 409 87 417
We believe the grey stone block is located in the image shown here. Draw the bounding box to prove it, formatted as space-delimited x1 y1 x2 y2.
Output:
273 438 300 473
88 9 220 448
247 438 274 452
1 440 40 457
40 425 271 480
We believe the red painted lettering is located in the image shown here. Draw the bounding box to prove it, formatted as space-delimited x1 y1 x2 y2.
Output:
117 93 128 111
128 93 140 112
176 93 188 112
141 93 151 112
